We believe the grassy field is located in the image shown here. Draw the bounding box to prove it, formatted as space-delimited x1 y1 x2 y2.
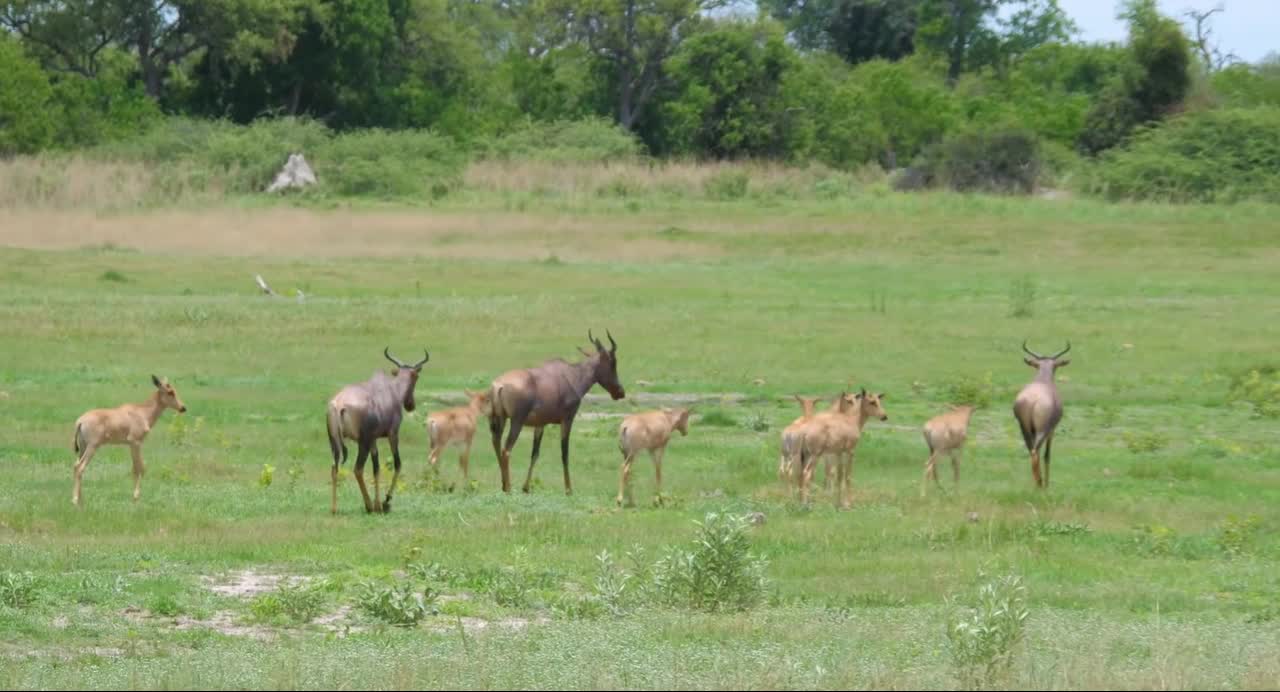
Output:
1 189 1279 689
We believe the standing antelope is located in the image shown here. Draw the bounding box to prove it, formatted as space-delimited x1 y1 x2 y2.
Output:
796 389 889 508
489 330 625 495
921 404 977 496
617 407 690 507
1013 341 1070 488
425 389 491 487
326 348 429 514
778 393 851 483
71 375 188 507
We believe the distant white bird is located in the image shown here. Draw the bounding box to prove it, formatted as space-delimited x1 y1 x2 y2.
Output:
296 289 306 304
255 274 277 297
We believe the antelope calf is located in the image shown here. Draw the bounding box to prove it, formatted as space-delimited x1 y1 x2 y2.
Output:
795 389 889 508
778 395 822 482
425 389 491 486
71 375 188 507
921 405 977 496
1013 341 1070 488
617 408 690 507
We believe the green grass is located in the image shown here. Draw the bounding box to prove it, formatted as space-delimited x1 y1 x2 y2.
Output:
1 193 1279 689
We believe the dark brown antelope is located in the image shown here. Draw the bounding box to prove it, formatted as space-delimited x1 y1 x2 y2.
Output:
921 404 977 496
71 375 188 507
617 407 690 507
326 348 428 514
1013 341 1070 488
425 389 491 486
489 330 625 494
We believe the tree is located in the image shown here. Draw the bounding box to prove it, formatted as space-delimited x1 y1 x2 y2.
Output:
915 0 1073 84
1184 4 1238 73
541 0 725 130
760 0 919 64
657 19 797 158
0 35 55 155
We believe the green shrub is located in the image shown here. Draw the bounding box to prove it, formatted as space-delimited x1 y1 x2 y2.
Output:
1228 367 1280 418
474 118 643 162
917 128 1043 194
945 573 1029 689
355 579 438 626
1087 107 1280 203
250 580 327 624
317 128 465 199
704 170 750 200
652 513 768 613
0 572 39 609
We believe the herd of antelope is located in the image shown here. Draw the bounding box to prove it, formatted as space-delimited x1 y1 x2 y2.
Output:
68 332 1071 512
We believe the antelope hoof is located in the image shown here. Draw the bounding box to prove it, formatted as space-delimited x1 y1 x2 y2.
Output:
521 485 531 494
382 497 393 513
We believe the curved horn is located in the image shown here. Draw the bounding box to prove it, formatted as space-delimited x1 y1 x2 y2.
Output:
606 329 617 354
384 347 407 369
411 349 430 369
588 329 605 352
1022 340 1045 360
1050 341 1071 360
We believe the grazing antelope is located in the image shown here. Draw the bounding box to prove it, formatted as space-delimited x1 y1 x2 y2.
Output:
489 330 625 495
326 348 429 514
796 389 889 508
921 404 977 496
425 389 491 486
617 407 690 507
1013 341 1070 488
71 375 187 507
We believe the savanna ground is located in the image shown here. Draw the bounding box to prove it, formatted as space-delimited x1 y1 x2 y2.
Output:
1 180 1279 689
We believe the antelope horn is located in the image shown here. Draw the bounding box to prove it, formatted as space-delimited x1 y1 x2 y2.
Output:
384 347 406 368
411 349 430 369
588 329 605 352
606 329 617 354
1022 340 1045 360
1051 342 1071 360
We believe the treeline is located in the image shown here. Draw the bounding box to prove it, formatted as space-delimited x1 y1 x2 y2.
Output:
2 0 1280 202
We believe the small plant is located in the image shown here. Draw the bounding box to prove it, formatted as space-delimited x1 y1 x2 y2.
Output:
652 512 768 613
743 410 770 432
698 409 737 428
0 572 39 609
1218 514 1261 558
490 547 535 609
355 579 438 626
1028 520 1091 538
1228 368 1280 418
942 372 994 408
1131 524 1175 556
259 464 275 488
286 465 303 492
592 550 634 617
1008 276 1036 319
168 415 204 447
148 592 182 617
183 307 210 325
1123 431 1167 454
99 269 129 283
945 573 1029 689
251 580 326 624
704 170 750 200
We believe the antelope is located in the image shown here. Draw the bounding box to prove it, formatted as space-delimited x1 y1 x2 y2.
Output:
425 389 492 486
489 330 625 495
1013 341 1070 488
796 389 889 508
71 375 188 507
778 394 852 483
326 348 429 514
921 404 977 496
617 407 690 507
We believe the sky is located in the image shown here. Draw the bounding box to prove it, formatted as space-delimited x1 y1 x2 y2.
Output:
1061 0 1277 63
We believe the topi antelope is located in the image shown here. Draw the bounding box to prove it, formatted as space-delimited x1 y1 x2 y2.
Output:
796 389 888 508
71 375 187 507
617 407 690 507
1013 340 1070 488
425 389 491 487
489 330 625 495
326 347 428 514
921 404 977 496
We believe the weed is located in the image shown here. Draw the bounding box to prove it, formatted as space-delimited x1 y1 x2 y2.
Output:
945 573 1029 689
0 572 39 609
652 512 768 613
355 579 438 626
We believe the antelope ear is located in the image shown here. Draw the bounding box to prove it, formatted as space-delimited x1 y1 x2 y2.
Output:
1024 357 1039 368
152 375 163 388
1055 358 1071 368
877 392 886 400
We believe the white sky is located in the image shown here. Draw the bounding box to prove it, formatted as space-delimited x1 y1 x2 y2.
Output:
1061 0 1277 62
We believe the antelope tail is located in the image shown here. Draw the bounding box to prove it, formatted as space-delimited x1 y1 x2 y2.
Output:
426 418 438 447
73 423 84 456
327 407 348 466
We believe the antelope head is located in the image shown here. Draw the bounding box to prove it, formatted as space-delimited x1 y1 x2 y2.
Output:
1022 341 1071 378
151 375 187 413
385 347 430 411
588 329 625 401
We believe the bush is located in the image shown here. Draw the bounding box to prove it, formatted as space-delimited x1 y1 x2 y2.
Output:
0 38 55 155
474 118 643 163
945 573 1029 689
1087 107 1280 202
1228 367 1280 418
317 129 465 199
0 572 39 609
916 128 1042 194
355 579 438 626
652 513 768 613
250 580 327 624
703 170 750 200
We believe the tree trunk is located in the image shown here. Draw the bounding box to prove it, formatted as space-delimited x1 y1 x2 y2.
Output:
137 16 162 99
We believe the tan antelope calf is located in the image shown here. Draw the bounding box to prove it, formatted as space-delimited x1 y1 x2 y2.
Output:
71 375 188 507
778 395 822 482
616 408 690 507
921 405 977 496
425 389 491 486
795 390 888 508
